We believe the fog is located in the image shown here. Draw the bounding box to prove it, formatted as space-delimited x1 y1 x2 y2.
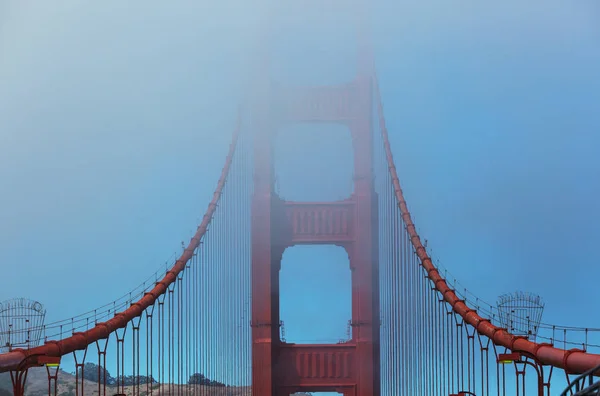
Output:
1 1 599 391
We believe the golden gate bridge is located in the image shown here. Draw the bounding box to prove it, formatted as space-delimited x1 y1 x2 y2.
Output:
1 2 599 396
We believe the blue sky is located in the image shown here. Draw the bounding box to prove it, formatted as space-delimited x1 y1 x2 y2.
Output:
1 0 599 393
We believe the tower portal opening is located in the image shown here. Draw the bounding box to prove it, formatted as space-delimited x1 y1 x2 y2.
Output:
274 123 354 202
279 244 352 344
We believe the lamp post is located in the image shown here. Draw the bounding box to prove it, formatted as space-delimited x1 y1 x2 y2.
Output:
498 352 544 396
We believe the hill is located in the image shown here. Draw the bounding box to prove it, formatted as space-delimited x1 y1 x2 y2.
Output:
0 368 251 396
0 369 314 395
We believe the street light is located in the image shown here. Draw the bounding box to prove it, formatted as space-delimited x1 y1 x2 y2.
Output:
39 356 61 396
498 352 544 396
498 352 521 364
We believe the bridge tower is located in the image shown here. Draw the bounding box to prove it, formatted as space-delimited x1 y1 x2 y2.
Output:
250 3 379 396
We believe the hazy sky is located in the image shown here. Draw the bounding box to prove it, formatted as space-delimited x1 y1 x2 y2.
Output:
1 0 599 392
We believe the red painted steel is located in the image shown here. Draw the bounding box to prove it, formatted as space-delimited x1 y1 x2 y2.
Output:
0 109 243 373
250 75 278 396
10 369 27 396
284 200 355 244
277 343 357 385
374 74 600 375
250 75 379 395
272 82 358 122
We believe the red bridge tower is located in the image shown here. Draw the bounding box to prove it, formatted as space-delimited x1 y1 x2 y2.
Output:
250 4 380 396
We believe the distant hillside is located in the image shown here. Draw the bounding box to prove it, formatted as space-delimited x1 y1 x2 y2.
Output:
0 369 314 395
0 368 251 396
